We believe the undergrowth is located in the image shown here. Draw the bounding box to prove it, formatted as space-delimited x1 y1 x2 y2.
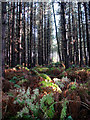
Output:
2 65 90 120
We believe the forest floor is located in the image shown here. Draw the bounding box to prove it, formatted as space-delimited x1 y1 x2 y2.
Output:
2 64 90 120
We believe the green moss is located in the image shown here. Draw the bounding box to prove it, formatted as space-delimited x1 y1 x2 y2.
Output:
39 80 62 93
39 73 52 82
35 67 49 72
87 69 90 71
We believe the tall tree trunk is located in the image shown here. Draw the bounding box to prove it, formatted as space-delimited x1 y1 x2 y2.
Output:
81 11 87 65
11 3 15 67
16 2 19 66
41 3 44 65
9 3 13 67
75 7 79 65
38 3 43 65
68 3 72 65
72 6 76 65
7 2 10 66
17 2 22 65
21 3 26 66
52 2 61 62
61 2 68 69
2 2 7 77
33 3 36 67
30 2 33 67
78 2 83 67
27 3 30 67
84 3 90 66
44 3 47 64
47 6 51 64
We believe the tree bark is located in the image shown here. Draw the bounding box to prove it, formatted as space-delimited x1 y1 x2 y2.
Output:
11 3 15 67
61 2 68 69
33 3 36 67
78 2 83 67
84 3 90 66
2 2 7 77
30 2 33 67
52 2 61 62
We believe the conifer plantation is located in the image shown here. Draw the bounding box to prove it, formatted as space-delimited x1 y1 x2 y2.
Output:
1 1 90 120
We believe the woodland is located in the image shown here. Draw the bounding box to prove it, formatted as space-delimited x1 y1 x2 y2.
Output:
1 1 90 120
